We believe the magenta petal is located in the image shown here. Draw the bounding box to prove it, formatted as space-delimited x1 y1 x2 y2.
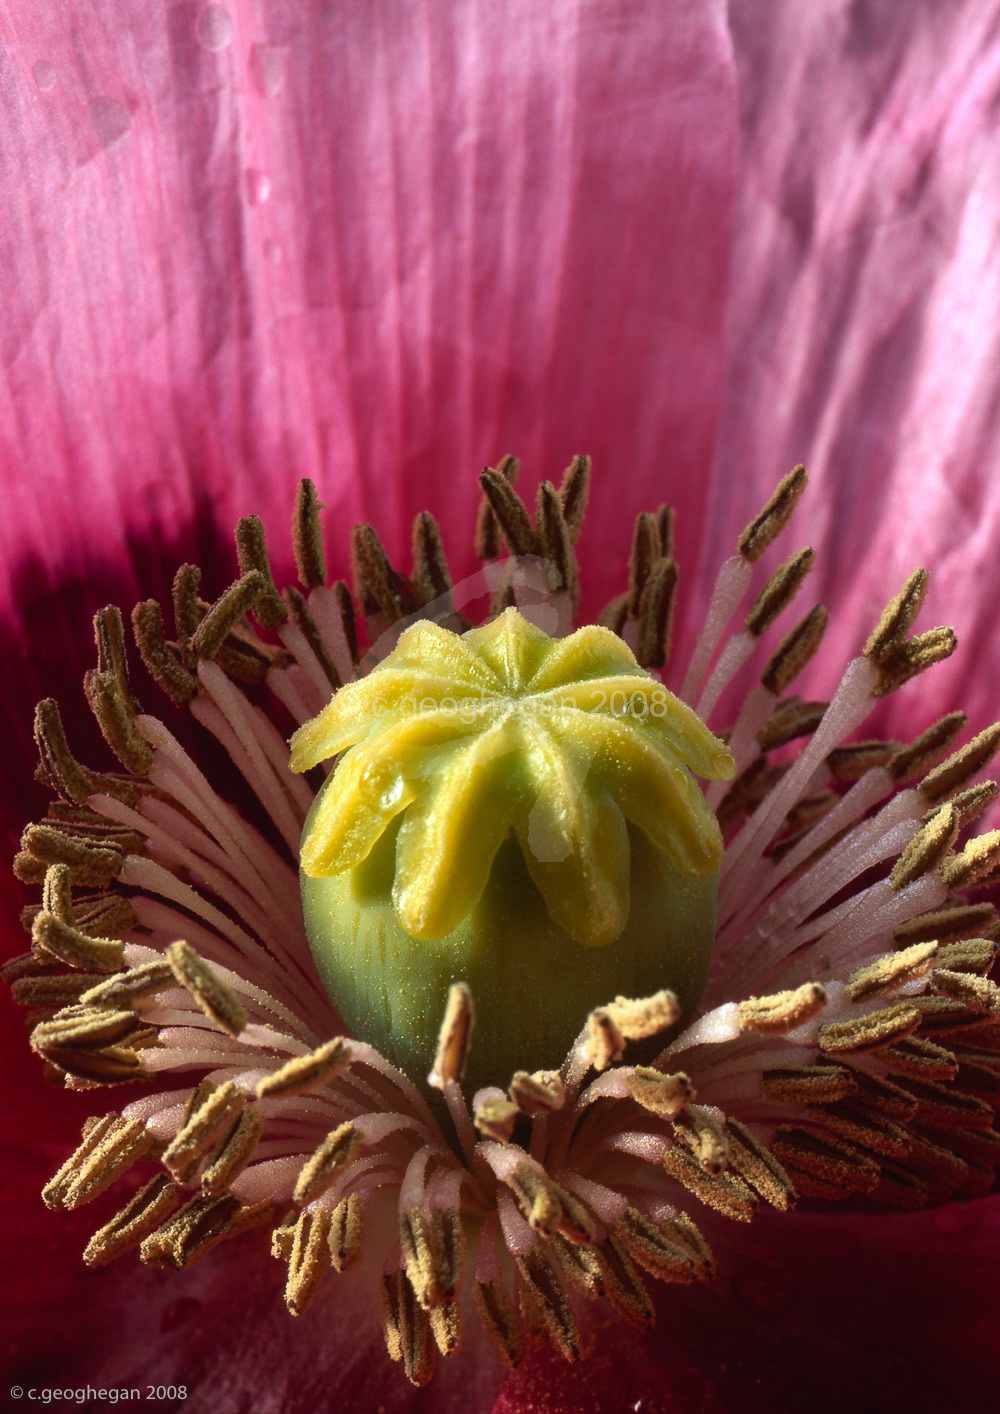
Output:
0 0 737 612
703 1 1000 733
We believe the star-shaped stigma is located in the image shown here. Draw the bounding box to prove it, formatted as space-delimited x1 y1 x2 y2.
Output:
291 608 736 948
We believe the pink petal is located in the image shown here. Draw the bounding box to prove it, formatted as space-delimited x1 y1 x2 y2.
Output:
703 0 1000 735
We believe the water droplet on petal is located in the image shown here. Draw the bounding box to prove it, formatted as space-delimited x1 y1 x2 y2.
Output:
33 61 56 92
249 43 285 96
89 97 131 150
245 168 271 206
361 760 404 812
196 4 234 52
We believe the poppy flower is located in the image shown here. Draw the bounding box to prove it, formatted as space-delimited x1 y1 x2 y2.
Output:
3 4 1000 1412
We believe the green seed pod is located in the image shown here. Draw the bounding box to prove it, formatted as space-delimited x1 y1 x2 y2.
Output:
291 609 735 1095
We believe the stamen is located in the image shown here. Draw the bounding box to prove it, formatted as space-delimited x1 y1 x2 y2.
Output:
478 467 538 557
558 454 590 543
737 464 807 563
200 1109 263 1196
661 1141 756 1221
255 1038 352 1099
760 604 829 695
535 480 579 607
132 600 199 705
294 479 327 589
672 1104 728 1174
474 455 519 560
921 724 1000 804
724 1118 796 1210
627 1067 693 1118
473 1276 525 1369
635 557 678 669
293 1123 361 1205
507 1163 596 1244
83 1173 181 1267
510 1070 566 1115
515 1248 580 1363
888 711 967 782
846 943 938 1001
189 572 266 662
428 983 475 1089
351 523 408 623
235 516 289 628
738 983 827 1034
381 1271 435 1386
329 1191 365 1272
745 547 815 637
141 1192 271 1271
613 1208 699 1284
889 804 958 889
284 1208 332 1315
166 940 247 1038
399 1206 464 1309
162 1080 246 1181
818 1002 921 1054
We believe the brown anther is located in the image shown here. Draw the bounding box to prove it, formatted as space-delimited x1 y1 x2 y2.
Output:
895 903 998 947
473 1275 525 1370
20 826 123 890
935 937 998 975
636 556 678 669
328 1191 365 1273
141 1193 271 1271
880 1036 959 1082
32 1007 145 1055
284 1208 332 1315
745 547 815 637
771 1127 880 1194
84 668 154 773
293 478 327 588
293 1122 361 1206
558 455 590 544
400 1206 465 1310
921 724 1000 804
33 699 114 806
44 1114 117 1209
607 990 681 1040
597 592 629 635
940 781 1000 831
661 1141 756 1222
411 510 453 608
381 1271 435 1386
474 455 519 559
508 1163 595 1245
83 1173 181 1267
627 512 661 616
30 910 122 973
866 568 929 659
189 571 266 662
930 968 1000 1015
585 1007 626 1070
717 758 781 827
890 804 959 890
351 522 409 622
738 465 807 563
724 1119 797 1211
255 1037 351 1099
162 1080 246 1181
872 628 958 697
818 1002 921 1055
235 515 288 628
515 1248 580 1364
10 972 105 1009
70 893 137 939
200 1108 263 1196
898 1075 994 1128
761 1063 855 1106
592 1234 654 1330
166 940 246 1037
758 697 827 752
428 982 475 1089
739 982 827 1035
613 1208 698 1285
813 1101 912 1158
941 830 1000 890
58 1115 153 1208
429 1302 461 1357
827 740 901 783
672 1104 728 1175
847 942 939 1001
760 604 829 695
478 466 538 557
94 606 142 718
172 564 203 649
550 1232 605 1300
131 601 199 705
79 960 175 1007
270 1210 296 1261
473 1096 520 1143
627 1067 693 1119
510 1070 565 1115
887 711 968 783
285 587 342 690
535 480 579 608
332 579 359 664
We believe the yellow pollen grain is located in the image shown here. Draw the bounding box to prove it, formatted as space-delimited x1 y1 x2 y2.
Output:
328 1191 365 1273
890 805 958 890
162 1080 245 1181
614 1208 698 1284
661 1142 756 1222
941 830 1000 889
83 1173 181 1268
200 1108 263 1196
818 1002 921 1054
285 1209 333 1316
514 1249 580 1363
723 1119 796 1211
672 1104 728 1175
510 1070 565 1115
472 1276 525 1370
